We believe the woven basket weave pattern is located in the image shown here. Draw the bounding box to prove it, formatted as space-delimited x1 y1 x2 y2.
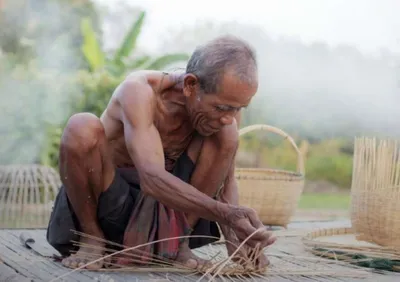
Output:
0 164 61 228
235 124 305 227
351 137 400 248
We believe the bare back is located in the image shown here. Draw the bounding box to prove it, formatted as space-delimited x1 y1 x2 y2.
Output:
99 71 194 170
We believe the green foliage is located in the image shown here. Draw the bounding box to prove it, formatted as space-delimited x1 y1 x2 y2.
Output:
238 135 354 189
73 70 124 115
79 12 189 77
75 11 189 114
298 193 350 210
80 18 105 72
305 139 354 188
113 11 145 65
0 0 98 66
0 0 98 165
39 11 190 168
306 154 353 188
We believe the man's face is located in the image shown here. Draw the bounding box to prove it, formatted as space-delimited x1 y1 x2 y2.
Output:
183 71 258 136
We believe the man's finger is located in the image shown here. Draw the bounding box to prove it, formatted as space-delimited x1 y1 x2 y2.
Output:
248 230 273 247
257 253 269 270
267 235 277 246
246 209 264 229
234 220 257 241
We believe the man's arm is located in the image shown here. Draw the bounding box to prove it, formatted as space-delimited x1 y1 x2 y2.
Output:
217 152 240 239
116 75 230 224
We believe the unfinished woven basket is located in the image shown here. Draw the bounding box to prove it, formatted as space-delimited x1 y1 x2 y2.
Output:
350 137 400 248
0 164 61 228
235 124 305 227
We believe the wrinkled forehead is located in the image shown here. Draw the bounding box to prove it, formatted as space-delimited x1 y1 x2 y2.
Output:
215 70 258 104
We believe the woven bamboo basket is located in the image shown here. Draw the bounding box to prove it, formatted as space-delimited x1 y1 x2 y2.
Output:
235 124 305 227
350 137 400 248
0 164 61 228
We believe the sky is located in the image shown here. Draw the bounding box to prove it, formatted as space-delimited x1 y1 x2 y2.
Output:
94 0 400 55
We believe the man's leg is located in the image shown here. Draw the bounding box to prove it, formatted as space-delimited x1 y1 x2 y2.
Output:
174 131 237 268
56 113 115 269
186 130 237 228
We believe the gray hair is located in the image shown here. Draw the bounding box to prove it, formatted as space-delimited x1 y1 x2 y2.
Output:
186 35 258 94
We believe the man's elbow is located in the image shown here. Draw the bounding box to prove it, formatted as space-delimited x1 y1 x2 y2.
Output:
137 164 164 196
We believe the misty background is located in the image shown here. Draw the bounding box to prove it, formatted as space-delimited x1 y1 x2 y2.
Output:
0 0 399 198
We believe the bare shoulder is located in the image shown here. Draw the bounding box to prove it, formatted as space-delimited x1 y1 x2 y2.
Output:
105 70 180 126
125 70 183 92
115 70 182 106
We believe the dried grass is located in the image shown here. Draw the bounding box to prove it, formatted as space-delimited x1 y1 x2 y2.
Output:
49 227 372 282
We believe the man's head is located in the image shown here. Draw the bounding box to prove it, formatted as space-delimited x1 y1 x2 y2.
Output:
183 35 258 136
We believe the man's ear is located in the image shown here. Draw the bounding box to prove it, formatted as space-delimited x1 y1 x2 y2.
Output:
183 74 198 98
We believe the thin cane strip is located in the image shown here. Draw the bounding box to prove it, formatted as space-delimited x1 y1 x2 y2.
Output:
196 254 231 281
268 270 368 277
248 243 260 263
395 143 400 187
51 234 252 282
56 229 371 281
71 236 179 264
207 228 267 281
71 240 184 268
74 229 242 256
389 141 396 189
199 251 223 273
69 250 176 269
249 246 267 266
100 260 176 270
72 230 209 268
95 267 196 273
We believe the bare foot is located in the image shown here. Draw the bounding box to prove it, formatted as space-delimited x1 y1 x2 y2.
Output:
61 237 106 270
174 240 211 271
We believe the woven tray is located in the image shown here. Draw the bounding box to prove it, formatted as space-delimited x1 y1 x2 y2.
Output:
302 227 400 272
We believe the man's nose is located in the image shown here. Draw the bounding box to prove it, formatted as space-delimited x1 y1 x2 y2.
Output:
220 114 234 125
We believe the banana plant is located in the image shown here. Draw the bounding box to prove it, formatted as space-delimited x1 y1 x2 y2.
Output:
80 11 189 76
41 10 190 169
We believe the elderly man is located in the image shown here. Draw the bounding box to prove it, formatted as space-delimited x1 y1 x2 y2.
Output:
46 35 276 270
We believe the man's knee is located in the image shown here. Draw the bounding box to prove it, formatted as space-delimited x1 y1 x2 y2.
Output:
214 124 239 156
61 113 105 154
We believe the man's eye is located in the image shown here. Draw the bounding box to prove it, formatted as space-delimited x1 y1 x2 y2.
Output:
216 105 229 111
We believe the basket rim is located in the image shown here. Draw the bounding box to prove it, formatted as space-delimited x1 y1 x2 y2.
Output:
302 227 400 252
235 167 304 177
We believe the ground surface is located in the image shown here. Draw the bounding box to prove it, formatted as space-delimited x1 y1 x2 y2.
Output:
1 220 399 282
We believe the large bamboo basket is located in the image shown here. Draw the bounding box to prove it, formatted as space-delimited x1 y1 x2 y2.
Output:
235 124 305 227
351 137 400 248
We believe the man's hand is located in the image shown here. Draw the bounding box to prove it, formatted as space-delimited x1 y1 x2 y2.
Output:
224 205 276 248
218 205 276 271
222 221 275 271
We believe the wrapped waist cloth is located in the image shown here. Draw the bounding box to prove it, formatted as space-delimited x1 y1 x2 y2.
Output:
46 151 221 262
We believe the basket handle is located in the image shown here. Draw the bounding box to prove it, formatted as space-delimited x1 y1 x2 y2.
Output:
238 124 305 175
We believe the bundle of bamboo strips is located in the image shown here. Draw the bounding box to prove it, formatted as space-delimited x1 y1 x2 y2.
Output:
50 228 371 282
